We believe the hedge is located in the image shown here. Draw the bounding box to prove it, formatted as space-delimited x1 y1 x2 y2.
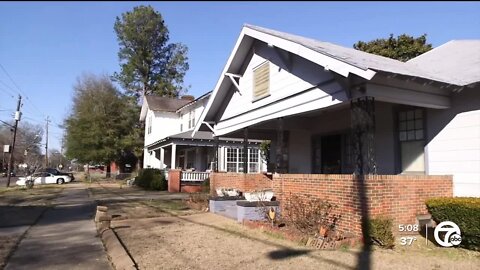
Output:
426 197 480 250
135 168 167 191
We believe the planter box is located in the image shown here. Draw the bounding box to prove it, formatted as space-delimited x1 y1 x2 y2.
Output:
209 196 245 220
236 201 280 223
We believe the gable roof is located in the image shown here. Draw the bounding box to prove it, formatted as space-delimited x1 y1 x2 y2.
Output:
145 96 192 112
407 40 480 86
193 24 480 136
245 25 471 85
176 91 212 112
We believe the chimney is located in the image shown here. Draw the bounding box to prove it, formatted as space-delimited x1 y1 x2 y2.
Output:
181 95 195 102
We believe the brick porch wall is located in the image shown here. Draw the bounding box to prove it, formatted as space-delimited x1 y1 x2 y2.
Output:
210 173 453 237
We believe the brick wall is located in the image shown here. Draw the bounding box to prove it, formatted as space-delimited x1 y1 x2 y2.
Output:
181 185 203 193
168 170 181 192
210 173 453 237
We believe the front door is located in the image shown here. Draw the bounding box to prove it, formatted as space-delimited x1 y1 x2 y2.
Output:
321 135 342 174
312 134 342 174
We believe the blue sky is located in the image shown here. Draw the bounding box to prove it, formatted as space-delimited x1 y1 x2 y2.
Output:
0 1 479 152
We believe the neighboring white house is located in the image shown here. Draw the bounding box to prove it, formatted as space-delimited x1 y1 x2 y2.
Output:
194 24 480 197
139 92 264 174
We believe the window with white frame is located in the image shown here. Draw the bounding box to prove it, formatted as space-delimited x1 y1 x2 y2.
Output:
188 110 195 129
398 108 425 173
225 147 260 173
147 115 152 134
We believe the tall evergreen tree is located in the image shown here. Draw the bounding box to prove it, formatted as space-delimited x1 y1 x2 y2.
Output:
113 5 189 100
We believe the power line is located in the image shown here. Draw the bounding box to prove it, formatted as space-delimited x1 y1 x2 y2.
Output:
0 63 46 117
0 79 16 98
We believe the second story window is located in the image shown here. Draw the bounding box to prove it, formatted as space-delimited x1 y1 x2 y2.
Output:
180 113 183 132
188 110 195 129
147 115 152 134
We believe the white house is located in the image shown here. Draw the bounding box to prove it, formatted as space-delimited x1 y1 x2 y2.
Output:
194 24 480 197
139 92 264 175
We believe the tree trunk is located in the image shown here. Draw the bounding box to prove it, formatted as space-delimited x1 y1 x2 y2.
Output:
106 164 111 178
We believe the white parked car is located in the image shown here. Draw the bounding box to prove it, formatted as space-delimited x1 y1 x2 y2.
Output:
16 172 72 186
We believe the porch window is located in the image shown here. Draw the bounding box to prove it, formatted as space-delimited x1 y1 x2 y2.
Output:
398 109 425 173
186 150 194 169
253 61 270 100
225 147 260 173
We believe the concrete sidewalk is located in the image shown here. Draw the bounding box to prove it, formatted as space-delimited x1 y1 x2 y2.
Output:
5 183 112 270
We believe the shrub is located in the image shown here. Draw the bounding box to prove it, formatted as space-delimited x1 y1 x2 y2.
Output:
135 169 167 191
368 217 395 249
187 192 209 210
283 194 340 237
426 197 480 250
201 178 210 193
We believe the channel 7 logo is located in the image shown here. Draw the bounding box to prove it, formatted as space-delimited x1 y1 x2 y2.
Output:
434 221 462 247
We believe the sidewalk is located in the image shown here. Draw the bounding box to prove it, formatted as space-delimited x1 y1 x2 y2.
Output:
5 183 111 270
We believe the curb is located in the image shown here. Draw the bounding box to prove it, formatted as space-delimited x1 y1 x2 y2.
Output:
99 226 137 270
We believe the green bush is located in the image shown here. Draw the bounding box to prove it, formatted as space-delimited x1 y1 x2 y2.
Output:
201 178 210 193
426 197 480 250
135 169 167 191
368 217 395 249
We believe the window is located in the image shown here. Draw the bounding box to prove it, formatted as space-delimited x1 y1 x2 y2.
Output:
225 148 259 173
180 113 183 132
399 109 424 142
249 148 259 173
188 110 195 129
398 108 425 173
147 115 152 134
186 150 194 169
253 62 270 100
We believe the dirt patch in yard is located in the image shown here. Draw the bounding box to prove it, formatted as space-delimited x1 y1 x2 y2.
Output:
113 213 480 270
88 182 198 220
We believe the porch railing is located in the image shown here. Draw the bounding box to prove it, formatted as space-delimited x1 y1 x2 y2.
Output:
181 171 210 182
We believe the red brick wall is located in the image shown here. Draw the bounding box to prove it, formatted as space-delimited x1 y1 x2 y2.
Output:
210 172 274 195
210 173 453 237
181 185 203 193
168 170 181 193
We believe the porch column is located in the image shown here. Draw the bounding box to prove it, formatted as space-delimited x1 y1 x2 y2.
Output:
351 96 376 175
275 118 284 173
214 137 219 172
160 148 165 169
243 127 248 173
171 143 176 170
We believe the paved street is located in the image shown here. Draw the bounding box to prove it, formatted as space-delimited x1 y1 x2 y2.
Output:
5 183 111 270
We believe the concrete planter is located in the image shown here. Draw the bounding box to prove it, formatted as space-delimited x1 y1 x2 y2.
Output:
236 201 280 223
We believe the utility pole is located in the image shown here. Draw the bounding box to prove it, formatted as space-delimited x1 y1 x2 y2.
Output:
45 116 50 168
6 95 21 187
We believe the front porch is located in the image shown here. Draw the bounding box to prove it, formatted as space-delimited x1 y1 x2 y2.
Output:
223 98 432 176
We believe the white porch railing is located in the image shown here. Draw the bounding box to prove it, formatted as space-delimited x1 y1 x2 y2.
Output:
181 171 210 182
